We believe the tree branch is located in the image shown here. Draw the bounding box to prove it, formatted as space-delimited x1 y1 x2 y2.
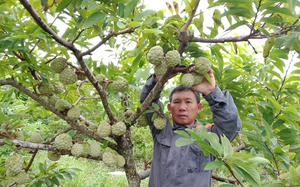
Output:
191 34 266 43
182 0 201 32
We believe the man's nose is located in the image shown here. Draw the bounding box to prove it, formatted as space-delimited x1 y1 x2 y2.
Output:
179 104 186 111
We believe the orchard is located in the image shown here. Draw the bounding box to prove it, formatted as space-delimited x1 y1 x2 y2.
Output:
0 0 300 186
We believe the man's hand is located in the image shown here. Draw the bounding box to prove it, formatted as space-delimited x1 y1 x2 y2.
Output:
192 69 216 95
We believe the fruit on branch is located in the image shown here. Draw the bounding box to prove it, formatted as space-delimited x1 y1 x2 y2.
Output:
153 117 167 130
27 133 43 143
67 105 81 120
13 171 29 185
181 73 195 88
263 37 275 58
154 61 167 76
137 114 149 127
51 57 67 73
52 82 64 94
194 57 211 75
88 124 98 132
38 82 54 95
6 169 15 177
59 67 78 85
13 131 24 141
95 74 107 87
88 142 101 158
97 122 111 138
2 179 17 187
112 76 129 92
102 151 117 167
55 99 71 112
71 143 84 156
193 73 204 86
147 45 164 65
165 50 181 67
111 121 126 136
116 155 126 168
54 133 73 150
73 133 84 142
124 110 134 118
47 151 61 161
48 95 59 106
77 73 86 81
5 154 24 175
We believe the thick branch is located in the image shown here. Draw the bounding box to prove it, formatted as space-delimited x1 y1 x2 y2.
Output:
192 34 266 43
19 0 77 51
0 78 118 150
138 168 150 180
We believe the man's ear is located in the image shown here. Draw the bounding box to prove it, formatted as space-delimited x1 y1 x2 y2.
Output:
167 103 172 114
197 103 203 114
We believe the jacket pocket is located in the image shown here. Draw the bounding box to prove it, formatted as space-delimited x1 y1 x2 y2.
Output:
188 143 210 173
155 133 171 165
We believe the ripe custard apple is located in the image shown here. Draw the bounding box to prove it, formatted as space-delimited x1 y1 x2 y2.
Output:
116 155 126 168
97 122 111 138
14 171 29 185
54 133 73 150
111 121 126 136
89 124 98 132
102 151 117 167
52 82 64 94
154 117 167 130
194 57 212 75
13 131 24 141
137 114 149 127
28 133 43 143
5 154 24 174
59 67 78 85
55 99 71 112
154 62 167 76
67 106 81 120
51 57 67 73
181 73 195 88
48 95 59 106
193 73 204 86
112 76 129 92
47 151 61 161
71 143 84 156
95 74 107 87
147 46 164 65
88 142 101 158
165 50 181 67
38 82 54 95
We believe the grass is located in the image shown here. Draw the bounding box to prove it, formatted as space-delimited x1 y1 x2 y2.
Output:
26 151 149 187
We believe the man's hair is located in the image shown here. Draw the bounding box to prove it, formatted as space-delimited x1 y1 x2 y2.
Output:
169 85 201 103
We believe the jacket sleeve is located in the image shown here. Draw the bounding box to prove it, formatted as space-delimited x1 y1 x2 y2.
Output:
139 75 167 135
203 85 242 142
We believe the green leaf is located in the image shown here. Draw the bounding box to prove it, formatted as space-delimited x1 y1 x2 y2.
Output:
203 72 212 85
140 29 163 34
248 157 270 165
151 102 160 110
39 163 46 174
261 117 273 139
204 159 223 170
262 6 294 17
50 176 60 186
174 130 191 139
175 137 194 147
262 184 285 187
218 184 237 187
124 0 138 18
226 20 248 31
134 9 156 22
56 0 73 12
234 160 261 187
289 165 300 183
221 135 233 158
83 12 106 29
3 137 12 145
284 32 297 50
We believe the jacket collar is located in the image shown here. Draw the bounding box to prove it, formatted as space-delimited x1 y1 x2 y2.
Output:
172 120 198 131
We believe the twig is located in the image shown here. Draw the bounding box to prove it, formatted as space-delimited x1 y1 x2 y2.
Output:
72 29 85 44
223 160 244 186
182 0 201 32
250 0 263 35
24 149 38 172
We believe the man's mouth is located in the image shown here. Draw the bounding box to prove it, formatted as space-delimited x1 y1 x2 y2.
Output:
178 114 187 118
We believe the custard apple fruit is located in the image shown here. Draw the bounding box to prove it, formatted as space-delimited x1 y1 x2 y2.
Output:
59 67 77 85
54 133 73 150
38 82 54 95
13 131 24 141
111 121 126 136
147 46 164 65
47 151 61 161
89 124 98 132
52 82 64 94
95 74 106 87
193 73 204 86
97 122 111 138
48 95 59 106
51 57 67 73
137 114 149 127
73 133 84 142
55 99 71 112
67 106 81 120
154 62 167 76
112 76 129 92
165 50 181 67
14 171 29 185
194 57 211 75
88 143 101 158
116 155 126 168
28 133 43 143
77 73 86 81
124 110 134 118
181 73 195 88
5 154 24 175
71 143 84 156
154 117 167 130
102 151 117 167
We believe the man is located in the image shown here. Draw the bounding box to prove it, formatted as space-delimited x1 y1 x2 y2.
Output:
139 69 241 187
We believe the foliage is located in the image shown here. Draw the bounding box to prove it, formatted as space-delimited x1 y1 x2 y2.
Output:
0 0 300 186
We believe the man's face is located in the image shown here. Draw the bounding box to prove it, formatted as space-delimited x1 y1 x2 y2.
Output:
167 90 202 125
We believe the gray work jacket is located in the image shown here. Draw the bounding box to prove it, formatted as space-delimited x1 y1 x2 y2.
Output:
140 75 242 187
